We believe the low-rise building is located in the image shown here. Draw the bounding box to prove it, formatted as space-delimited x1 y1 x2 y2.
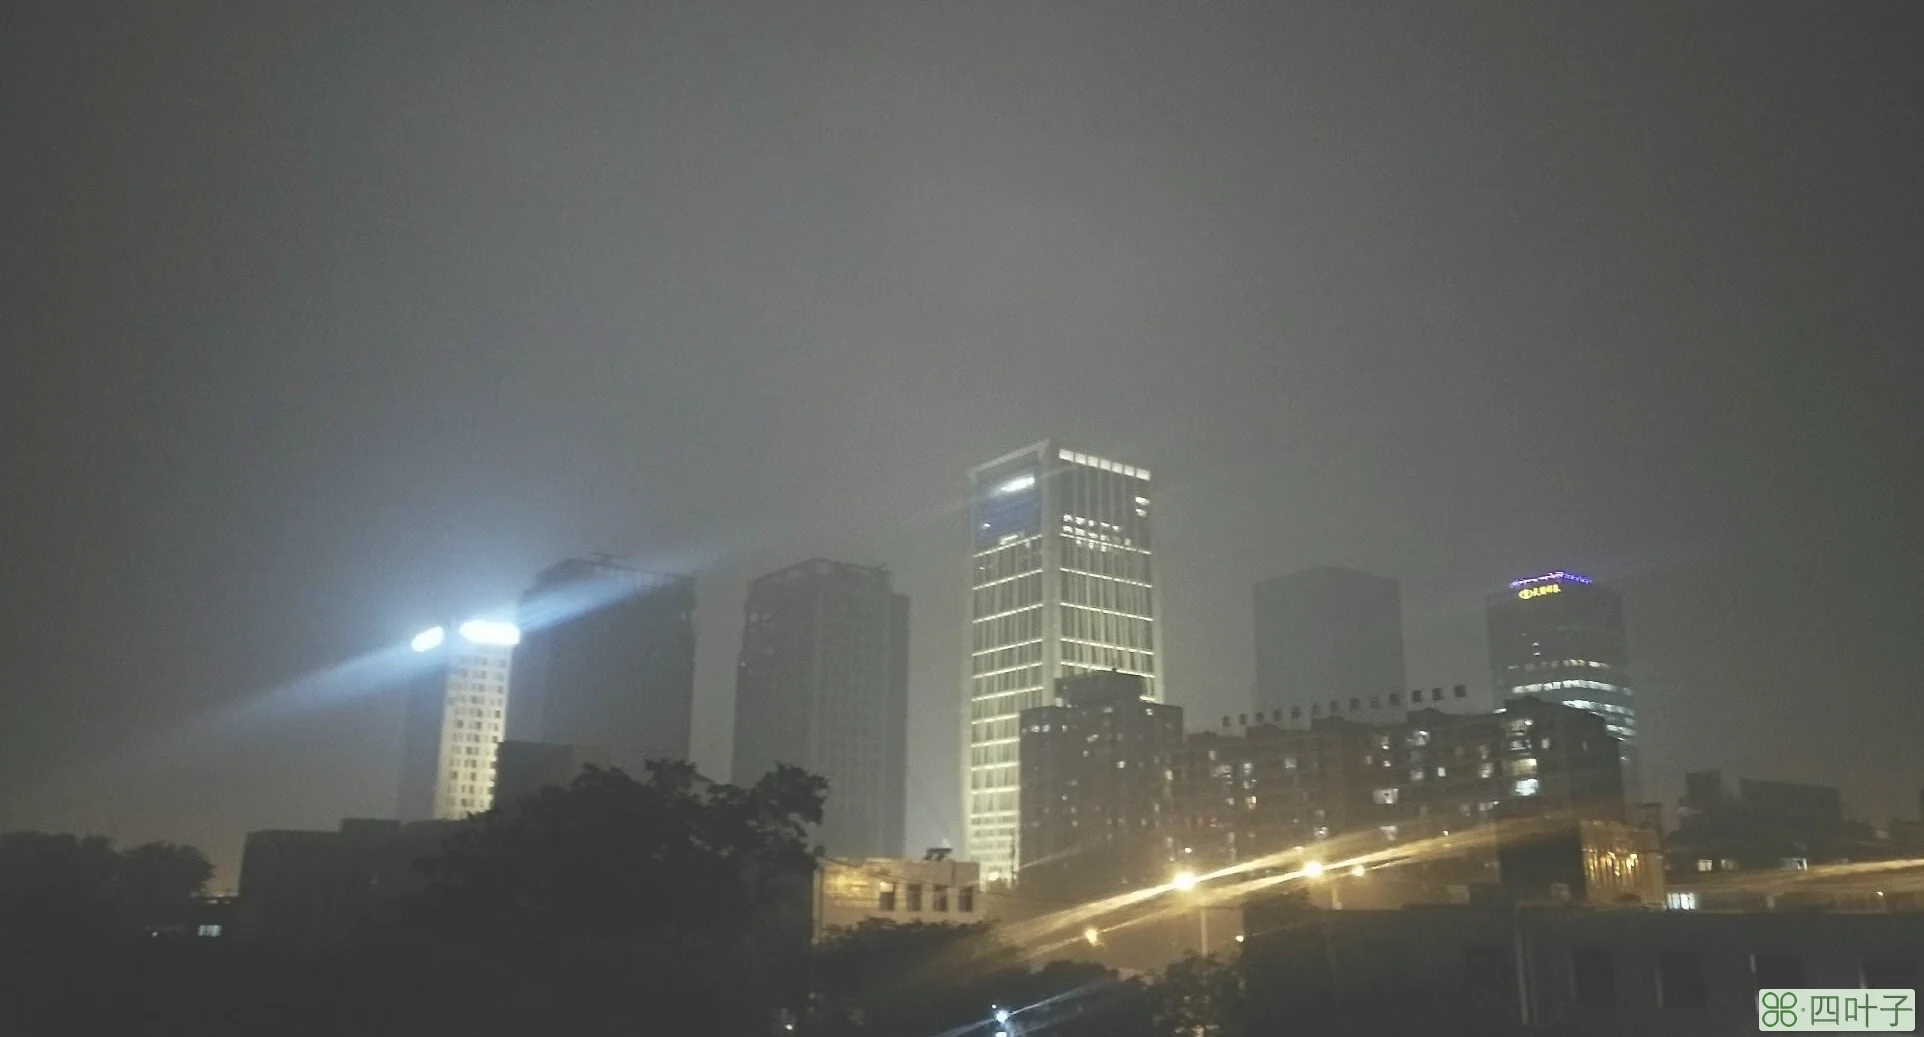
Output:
811 854 987 941
234 818 461 946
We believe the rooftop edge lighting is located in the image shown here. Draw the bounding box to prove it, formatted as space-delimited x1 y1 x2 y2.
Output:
1508 570 1593 589
994 473 1036 495
410 626 445 653
457 619 521 646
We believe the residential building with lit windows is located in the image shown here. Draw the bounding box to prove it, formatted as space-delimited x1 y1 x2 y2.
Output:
510 556 696 775
733 559 910 858
1254 567 1407 726
1488 571 1639 798
1018 671 1184 904
964 442 1160 882
398 620 518 821
1169 697 1627 891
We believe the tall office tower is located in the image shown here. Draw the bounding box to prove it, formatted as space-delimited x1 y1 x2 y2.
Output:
1253 567 1406 726
398 620 518 821
510 556 697 775
966 442 1160 882
1018 671 1183 903
1488 571 1639 797
733 559 910 858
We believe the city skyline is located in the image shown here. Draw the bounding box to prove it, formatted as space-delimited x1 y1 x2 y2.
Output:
5 3 1921 889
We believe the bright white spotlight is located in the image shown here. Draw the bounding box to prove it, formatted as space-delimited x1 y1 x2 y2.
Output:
994 473 1035 495
457 619 521 646
410 627 445 653
993 1007 1011 1025
1349 864 1367 878
1170 870 1200 892
1301 861 1325 879
1083 926 1101 946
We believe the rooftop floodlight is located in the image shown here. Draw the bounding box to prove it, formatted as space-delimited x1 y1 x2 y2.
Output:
457 619 521 646
410 627 445 653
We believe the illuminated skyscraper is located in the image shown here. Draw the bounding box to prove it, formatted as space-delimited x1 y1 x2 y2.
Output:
964 442 1160 881
398 620 518 821
733 559 910 857
1487 571 1639 796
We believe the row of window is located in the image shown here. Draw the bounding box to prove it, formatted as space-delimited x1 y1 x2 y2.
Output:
972 573 1043 617
972 607 1043 651
1058 539 1152 583
875 881 978 914
1061 605 1154 649
1061 641 1153 673
972 639 1044 675
1059 572 1155 615
973 664 1044 697
972 541 1041 584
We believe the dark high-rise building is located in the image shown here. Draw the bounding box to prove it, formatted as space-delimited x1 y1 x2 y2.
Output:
966 442 1161 882
1018 670 1183 903
1254 567 1407 726
1487 571 1638 797
732 559 910 858
491 740 611 810
509 556 696 776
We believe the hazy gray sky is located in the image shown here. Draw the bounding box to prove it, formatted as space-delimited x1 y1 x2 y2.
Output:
4 1 1921 882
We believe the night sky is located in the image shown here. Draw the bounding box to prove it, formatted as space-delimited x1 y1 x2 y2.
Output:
5 2 1921 885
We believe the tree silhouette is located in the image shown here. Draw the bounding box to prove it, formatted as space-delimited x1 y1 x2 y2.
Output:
0 831 211 940
404 760 826 1033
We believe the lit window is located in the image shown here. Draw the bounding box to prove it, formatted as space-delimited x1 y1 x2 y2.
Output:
1372 787 1399 805
1511 778 1540 797
196 924 222 937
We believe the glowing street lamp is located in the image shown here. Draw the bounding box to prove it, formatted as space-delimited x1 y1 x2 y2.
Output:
1300 860 1325 879
1170 870 1200 892
1083 926 1101 946
1348 864 1367 878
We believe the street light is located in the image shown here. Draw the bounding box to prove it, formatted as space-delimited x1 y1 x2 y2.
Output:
1170 870 1208 955
1348 864 1366 878
1083 926 1101 946
1300 860 1325 879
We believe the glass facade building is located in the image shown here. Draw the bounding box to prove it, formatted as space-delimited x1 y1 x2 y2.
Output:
1487 571 1638 798
964 441 1160 881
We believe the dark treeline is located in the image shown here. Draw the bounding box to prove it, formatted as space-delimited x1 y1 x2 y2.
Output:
0 765 1248 1036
